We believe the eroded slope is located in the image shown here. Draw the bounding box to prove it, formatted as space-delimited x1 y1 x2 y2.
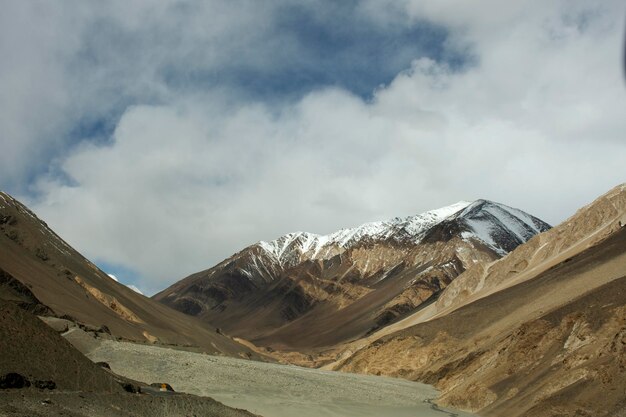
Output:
0 192 259 358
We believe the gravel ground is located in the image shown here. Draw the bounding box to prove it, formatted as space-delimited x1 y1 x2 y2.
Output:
88 340 478 417
0 390 258 417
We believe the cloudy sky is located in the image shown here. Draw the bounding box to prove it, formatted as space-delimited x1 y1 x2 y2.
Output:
2 1 625 294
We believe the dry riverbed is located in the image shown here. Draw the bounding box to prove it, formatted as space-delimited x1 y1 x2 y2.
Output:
87 340 478 417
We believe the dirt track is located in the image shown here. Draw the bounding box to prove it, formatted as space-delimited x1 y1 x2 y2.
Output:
88 340 478 417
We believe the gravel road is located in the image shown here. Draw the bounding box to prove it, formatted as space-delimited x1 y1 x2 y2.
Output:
87 340 478 417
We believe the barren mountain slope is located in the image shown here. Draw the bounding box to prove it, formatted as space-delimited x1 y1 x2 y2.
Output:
155 200 549 349
0 192 259 358
334 185 626 417
326 183 626 356
436 183 626 316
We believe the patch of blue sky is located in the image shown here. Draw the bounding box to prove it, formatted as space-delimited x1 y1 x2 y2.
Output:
67 114 118 146
65 2 474 113
160 4 471 101
95 260 142 291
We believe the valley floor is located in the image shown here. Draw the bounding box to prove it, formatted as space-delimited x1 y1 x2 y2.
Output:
87 340 479 417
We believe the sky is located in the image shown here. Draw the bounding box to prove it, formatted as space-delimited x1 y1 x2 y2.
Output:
1 0 625 295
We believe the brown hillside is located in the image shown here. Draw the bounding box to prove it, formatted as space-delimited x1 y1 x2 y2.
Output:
0 192 260 358
336 190 626 417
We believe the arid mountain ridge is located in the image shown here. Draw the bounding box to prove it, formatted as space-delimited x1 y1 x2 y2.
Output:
0 191 265 416
153 184 625 417
0 191 258 358
0 184 624 417
325 183 626 417
155 199 550 348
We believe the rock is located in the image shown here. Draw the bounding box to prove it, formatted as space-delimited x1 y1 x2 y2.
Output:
35 248 49 261
0 373 31 389
150 382 175 392
0 268 54 316
80 323 103 333
32 380 56 390
95 332 116 341
120 381 141 393
0 215 16 225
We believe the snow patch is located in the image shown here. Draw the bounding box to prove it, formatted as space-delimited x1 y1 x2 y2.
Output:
464 218 506 255
458 200 549 255
483 206 530 242
256 201 472 262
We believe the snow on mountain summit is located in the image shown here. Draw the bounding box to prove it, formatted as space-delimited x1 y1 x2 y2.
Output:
255 199 551 267
157 198 552 331
257 201 473 265
454 200 552 255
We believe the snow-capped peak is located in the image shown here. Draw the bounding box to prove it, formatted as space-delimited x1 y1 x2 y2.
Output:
256 201 472 265
457 200 551 255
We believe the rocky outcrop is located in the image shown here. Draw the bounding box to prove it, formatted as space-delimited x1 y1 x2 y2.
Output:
0 267 54 316
74 276 145 324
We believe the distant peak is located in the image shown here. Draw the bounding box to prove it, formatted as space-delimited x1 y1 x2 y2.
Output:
458 199 514 215
453 199 551 254
255 200 479 264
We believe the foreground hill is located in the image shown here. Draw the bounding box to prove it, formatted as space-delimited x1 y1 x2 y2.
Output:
155 200 550 348
0 298 123 393
0 192 258 358
332 184 626 417
0 298 259 417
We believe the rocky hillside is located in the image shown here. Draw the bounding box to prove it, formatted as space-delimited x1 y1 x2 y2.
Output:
0 298 124 393
0 192 259 358
155 200 550 349
332 184 626 417
0 298 262 417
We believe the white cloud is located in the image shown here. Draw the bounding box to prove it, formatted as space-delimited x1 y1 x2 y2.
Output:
108 272 144 294
0 3 78 187
3 0 624 294
127 285 144 295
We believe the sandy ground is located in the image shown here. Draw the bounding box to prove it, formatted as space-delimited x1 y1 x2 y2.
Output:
87 340 478 417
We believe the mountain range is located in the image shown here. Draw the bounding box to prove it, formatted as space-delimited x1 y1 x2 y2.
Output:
154 199 550 349
1 184 624 417
330 184 626 417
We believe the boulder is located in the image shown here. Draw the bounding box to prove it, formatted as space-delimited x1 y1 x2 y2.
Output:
0 372 30 389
